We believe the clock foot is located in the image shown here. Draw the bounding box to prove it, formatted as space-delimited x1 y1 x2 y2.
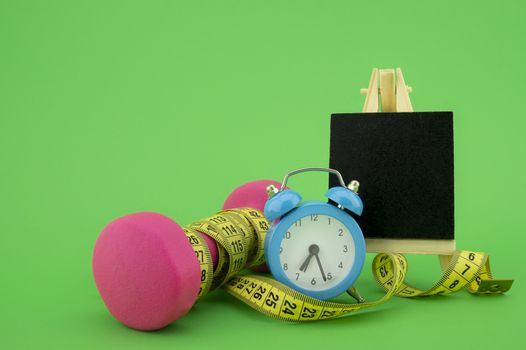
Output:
347 286 366 303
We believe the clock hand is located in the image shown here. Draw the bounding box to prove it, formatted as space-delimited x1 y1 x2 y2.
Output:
299 253 313 272
314 253 327 282
299 244 320 272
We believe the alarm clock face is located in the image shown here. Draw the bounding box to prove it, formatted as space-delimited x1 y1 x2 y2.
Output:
279 214 356 292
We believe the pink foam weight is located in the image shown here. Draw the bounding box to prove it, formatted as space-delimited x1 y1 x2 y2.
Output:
223 179 281 211
92 212 201 331
201 232 219 268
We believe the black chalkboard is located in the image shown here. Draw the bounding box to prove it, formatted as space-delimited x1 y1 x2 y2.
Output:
329 112 454 240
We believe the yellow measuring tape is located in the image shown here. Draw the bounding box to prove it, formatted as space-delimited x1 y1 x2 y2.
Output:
183 208 513 321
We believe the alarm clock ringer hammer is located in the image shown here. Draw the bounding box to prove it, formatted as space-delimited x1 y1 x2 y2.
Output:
263 168 366 301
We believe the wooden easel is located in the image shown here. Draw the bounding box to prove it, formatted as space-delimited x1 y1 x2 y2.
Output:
360 68 456 267
361 67 413 113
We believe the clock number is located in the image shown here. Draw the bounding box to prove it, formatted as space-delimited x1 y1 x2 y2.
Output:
327 272 333 280
283 263 288 271
338 229 343 236
328 217 331 225
285 231 291 239
310 214 318 221
295 273 300 280
280 246 283 254
311 278 316 285
338 262 343 269
295 219 301 227
343 245 348 253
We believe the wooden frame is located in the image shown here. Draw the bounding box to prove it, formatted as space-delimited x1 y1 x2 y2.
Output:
359 67 456 255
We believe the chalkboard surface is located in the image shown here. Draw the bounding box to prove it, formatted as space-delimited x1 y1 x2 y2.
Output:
329 112 454 240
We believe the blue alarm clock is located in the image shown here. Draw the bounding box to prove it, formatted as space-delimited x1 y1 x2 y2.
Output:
264 167 366 300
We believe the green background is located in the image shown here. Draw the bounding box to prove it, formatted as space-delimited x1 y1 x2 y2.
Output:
1 0 524 348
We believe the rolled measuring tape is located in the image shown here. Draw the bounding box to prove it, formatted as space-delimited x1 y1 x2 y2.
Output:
92 179 513 330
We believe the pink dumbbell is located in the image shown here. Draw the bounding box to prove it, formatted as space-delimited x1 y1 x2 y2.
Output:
92 180 279 331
